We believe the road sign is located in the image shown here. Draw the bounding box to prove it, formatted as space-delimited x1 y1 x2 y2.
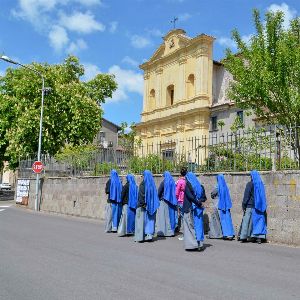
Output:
32 161 44 174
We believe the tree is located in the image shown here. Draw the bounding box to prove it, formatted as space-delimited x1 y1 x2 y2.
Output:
118 122 141 153
217 120 225 131
54 144 98 174
224 9 300 163
0 56 117 168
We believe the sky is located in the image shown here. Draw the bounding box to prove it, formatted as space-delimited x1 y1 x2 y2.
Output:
0 0 299 127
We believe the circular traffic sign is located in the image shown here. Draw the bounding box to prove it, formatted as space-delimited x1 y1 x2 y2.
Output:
32 161 44 174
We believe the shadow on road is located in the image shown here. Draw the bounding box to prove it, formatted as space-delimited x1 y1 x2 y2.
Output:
0 191 14 201
185 243 213 253
154 236 167 242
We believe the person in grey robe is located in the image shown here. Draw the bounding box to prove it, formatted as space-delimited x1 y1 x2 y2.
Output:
238 171 267 244
104 170 122 233
156 171 177 237
134 170 159 242
208 186 223 239
117 174 138 236
183 172 207 251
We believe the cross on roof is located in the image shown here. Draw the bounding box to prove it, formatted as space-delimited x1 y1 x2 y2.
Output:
171 17 178 29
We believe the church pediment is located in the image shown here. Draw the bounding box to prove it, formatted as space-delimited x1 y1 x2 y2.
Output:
147 29 191 63
163 30 190 56
140 29 214 71
149 45 166 62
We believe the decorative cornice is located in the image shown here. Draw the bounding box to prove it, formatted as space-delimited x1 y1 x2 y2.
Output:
210 101 235 111
141 95 210 117
176 124 185 131
155 67 163 75
193 46 209 58
144 73 150 80
137 106 210 129
154 128 160 136
178 57 187 65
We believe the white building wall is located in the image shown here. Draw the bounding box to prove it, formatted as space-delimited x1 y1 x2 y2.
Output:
211 63 255 134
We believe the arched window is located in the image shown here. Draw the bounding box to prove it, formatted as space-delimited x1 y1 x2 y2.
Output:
167 85 174 106
187 74 195 98
149 89 155 110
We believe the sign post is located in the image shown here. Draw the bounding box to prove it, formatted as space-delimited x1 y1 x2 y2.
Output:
32 161 44 211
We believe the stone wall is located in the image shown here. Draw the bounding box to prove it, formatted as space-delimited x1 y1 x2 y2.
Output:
24 171 300 246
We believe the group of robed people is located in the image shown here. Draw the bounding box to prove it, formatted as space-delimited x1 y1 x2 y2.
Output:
105 168 267 250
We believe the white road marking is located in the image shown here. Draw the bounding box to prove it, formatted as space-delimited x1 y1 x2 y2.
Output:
0 205 11 212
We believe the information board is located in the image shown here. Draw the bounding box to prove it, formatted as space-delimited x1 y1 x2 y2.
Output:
15 179 30 204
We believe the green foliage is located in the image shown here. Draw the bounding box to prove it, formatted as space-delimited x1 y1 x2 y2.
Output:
128 154 174 174
0 55 117 169
276 156 298 170
230 116 245 132
204 126 274 171
119 122 142 153
224 9 300 127
205 147 272 171
217 120 225 131
55 144 97 169
93 162 119 176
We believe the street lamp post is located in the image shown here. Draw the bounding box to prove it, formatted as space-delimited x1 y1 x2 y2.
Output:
0 55 45 211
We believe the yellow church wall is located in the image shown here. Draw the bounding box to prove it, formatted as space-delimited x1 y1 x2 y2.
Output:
136 29 215 164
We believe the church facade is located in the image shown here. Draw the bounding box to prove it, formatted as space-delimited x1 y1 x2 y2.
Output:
135 29 254 161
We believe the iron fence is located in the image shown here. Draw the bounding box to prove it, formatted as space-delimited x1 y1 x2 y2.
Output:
18 125 300 177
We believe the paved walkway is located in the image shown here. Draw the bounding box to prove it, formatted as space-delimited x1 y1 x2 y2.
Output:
0 206 299 300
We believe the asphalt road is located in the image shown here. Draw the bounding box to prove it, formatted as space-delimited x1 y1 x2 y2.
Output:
1 204 300 300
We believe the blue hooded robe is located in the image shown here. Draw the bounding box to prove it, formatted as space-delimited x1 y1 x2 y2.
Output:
185 172 205 242
162 171 177 231
143 170 160 235
126 174 138 233
109 170 122 230
217 174 235 237
250 170 267 236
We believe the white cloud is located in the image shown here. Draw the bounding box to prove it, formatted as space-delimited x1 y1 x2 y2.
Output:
108 65 143 102
179 13 191 21
12 0 105 53
130 35 152 48
82 63 101 81
217 37 236 49
122 56 139 67
48 25 69 51
59 11 105 34
146 28 163 37
267 2 297 29
242 34 253 45
12 0 57 29
109 21 118 33
75 0 101 6
13 0 101 25
67 38 88 54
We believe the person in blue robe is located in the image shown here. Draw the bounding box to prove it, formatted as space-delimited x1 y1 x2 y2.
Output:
209 174 235 240
182 172 207 251
104 169 122 233
157 171 177 237
118 174 138 236
238 170 267 244
134 170 160 242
